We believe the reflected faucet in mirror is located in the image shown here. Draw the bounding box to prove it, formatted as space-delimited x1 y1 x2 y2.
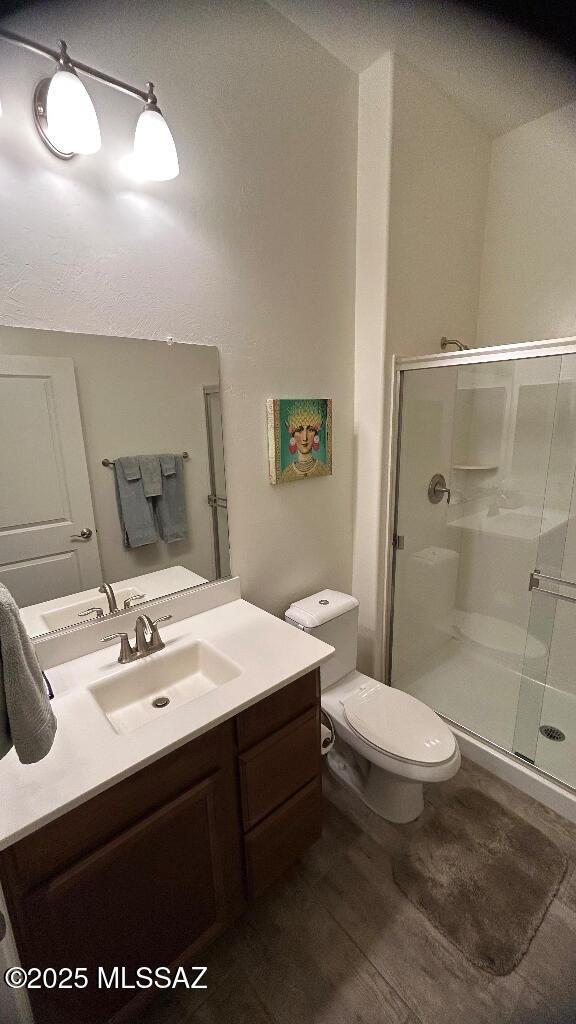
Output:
78 606 105 620
77 584 145 622
99 582 119 614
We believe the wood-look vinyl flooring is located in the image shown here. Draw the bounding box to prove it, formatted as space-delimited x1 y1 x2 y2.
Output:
142 758 576 1024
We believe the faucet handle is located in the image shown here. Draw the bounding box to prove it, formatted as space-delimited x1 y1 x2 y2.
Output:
78 607 105 619
146 614 172 653
123 593 145 609
101 632 135 664
151 614 172 627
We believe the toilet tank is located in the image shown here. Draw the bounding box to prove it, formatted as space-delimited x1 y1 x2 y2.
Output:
285 590 359 691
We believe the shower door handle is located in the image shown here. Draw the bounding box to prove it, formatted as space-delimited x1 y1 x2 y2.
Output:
529 568 576 604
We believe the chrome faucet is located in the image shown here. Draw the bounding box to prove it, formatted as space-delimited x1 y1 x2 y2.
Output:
134 614 172 656
101 613 172 664
98 582 119 613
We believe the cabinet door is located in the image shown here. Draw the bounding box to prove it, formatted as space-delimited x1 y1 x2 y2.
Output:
23 773 228 1024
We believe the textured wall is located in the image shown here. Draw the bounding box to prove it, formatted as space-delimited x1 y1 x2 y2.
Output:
0 0 358 615
352 53 393 675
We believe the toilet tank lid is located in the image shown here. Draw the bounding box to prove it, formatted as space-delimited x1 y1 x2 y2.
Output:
286 590 359 629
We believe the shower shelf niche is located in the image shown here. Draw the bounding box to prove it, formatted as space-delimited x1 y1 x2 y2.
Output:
452 464 498 471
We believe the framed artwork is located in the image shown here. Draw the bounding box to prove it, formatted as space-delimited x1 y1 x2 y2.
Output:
267 398 332 484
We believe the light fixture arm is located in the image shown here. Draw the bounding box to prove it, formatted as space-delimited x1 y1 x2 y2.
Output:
0 28 151 104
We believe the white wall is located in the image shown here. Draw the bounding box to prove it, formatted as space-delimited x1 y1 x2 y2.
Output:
0 0 358 616
352 53 393 674
386 57 492 360
477 102 576 346
353 53 492 674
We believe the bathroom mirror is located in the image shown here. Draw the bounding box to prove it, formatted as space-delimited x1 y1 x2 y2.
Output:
0 326 230 637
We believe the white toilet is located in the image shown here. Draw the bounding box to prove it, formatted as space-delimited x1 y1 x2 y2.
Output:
285 590 461 823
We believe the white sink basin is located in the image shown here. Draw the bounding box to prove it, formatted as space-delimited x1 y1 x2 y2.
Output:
42 589 141 631
88 640 242 734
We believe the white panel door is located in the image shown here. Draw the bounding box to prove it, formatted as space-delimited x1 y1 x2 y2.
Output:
0 355 102 607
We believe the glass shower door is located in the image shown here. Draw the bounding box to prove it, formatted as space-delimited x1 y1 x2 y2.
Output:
391 353 564 756
514 353 576 786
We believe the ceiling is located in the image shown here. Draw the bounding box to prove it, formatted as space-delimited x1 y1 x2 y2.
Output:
266 0 576 135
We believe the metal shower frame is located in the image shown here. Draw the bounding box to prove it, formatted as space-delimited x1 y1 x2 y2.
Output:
383 332 576 695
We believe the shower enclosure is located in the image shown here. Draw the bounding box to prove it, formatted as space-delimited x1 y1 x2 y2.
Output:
387 337 576 798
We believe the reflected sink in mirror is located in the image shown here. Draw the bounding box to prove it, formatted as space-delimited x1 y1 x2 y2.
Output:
89 640 242 734
41 589 141 631
20 566 208 638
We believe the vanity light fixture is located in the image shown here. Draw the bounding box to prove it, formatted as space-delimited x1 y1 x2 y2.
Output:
133 83 179 182
37 41 101 157
0 29 179 180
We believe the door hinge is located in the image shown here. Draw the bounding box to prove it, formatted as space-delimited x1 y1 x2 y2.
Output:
208 494 228 509
392 534 404 551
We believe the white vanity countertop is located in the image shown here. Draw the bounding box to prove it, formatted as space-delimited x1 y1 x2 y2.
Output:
0 598 333 851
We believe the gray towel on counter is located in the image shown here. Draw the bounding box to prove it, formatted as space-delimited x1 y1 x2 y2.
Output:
114 456 158 548
0 583 57 764
155 454 189 543
139 455 163 498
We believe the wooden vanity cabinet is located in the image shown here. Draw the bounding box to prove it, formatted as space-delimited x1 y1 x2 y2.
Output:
0 670 321 1024
236 668 322 896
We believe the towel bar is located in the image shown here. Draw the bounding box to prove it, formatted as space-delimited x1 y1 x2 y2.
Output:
102 452 189 467
529 568 576 605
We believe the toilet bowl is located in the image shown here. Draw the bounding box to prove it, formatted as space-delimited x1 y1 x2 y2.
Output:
322 670 460 822
285 590 460 823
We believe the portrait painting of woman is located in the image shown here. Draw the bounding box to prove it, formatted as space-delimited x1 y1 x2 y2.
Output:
267 398 332 484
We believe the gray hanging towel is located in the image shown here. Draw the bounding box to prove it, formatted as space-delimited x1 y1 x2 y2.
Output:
114 457 158 548
139 455 163 498
159 453 176 476
0 583 57 764
156 454 189 543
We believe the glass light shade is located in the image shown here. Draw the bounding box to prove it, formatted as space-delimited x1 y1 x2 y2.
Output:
46 68 101 155
133 107 179 181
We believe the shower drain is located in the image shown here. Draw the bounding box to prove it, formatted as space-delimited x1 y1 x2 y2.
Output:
539 725 565 742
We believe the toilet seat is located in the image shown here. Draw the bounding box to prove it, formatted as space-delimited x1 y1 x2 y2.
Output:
343 683 456 766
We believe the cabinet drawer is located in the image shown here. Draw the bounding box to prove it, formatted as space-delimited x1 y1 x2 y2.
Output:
239 707 321 830
236 669 319 752
244 778 322 897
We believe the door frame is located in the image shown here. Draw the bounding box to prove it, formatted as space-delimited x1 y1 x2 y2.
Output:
383 333 576 690
203 385 228 580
